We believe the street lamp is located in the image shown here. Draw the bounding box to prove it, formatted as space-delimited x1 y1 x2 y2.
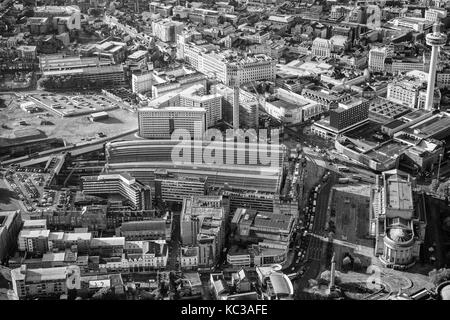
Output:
437 153 443 182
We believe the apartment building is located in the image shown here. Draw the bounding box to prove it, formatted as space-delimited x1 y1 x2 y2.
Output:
11 265 81 299
17 229 50 255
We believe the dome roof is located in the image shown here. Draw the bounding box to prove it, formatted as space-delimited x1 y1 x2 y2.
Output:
387 227 413 243
440 284 450 300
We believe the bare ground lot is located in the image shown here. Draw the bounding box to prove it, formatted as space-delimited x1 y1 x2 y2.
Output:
0 92 138 145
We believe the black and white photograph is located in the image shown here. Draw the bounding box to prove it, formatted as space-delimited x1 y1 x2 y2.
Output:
0 0 449 311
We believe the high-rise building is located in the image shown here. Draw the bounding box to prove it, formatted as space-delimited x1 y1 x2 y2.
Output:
179 84 223 128
81 173 152 211
151 19 184 43
329 98 370 131
180 196 226 246
0 211 22 263
368 47 387 72
138 106 206 139
215 84 259 128
132 71 153 94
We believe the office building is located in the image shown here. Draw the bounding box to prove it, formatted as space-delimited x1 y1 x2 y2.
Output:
138 106 206 139
94 41 127 63
231 208 294 244
34 5 81 32
214 84 259 128
180 247 199 270
368 46 393 72
149 2 173 17
0 211 22 263
311 38 332 58
17 45 37 61
329 98 370 131
179 84 223 128
180 196 226 246
127 50 149 70
386 77 426 109
369 170 426 269
81 173 152 211
152 19 184 43
178 41 276 86
155 171 207 204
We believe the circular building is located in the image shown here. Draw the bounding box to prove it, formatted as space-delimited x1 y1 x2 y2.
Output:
381 226 415 267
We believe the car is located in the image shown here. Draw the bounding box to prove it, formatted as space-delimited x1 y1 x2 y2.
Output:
291 267 295 271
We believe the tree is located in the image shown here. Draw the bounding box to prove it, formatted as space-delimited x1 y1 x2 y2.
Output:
437 181 450 197
429 268 450 285
430 178 439 192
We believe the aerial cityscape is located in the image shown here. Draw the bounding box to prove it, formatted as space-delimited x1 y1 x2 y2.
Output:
1 0 450 303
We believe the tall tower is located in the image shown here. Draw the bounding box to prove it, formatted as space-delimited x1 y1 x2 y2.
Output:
425 22 447 111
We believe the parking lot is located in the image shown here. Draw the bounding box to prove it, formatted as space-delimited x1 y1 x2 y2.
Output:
2 167 73 213
0 92 138 145
28 92 122 117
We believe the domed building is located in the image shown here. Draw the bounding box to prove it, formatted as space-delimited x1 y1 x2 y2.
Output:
369 170 426 269
439 283 450 300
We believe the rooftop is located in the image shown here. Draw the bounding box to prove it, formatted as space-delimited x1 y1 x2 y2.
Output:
385 173 413 212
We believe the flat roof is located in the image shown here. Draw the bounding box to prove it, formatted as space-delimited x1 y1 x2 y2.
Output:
90 237 125 247
385 174 413 211
19 229 50 238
